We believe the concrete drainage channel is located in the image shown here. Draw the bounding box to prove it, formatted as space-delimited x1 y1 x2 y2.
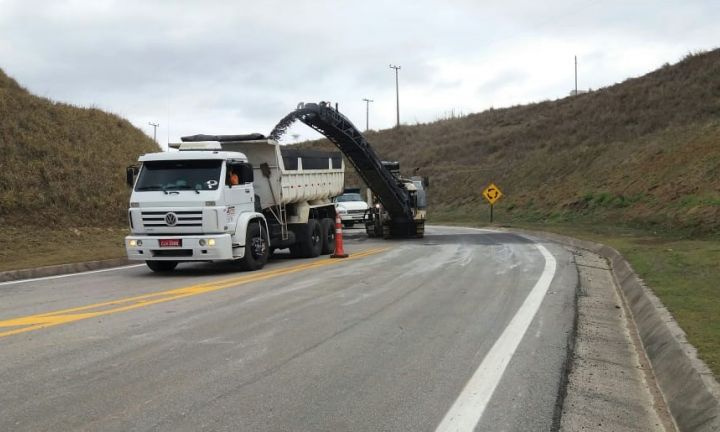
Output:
513 229 720 432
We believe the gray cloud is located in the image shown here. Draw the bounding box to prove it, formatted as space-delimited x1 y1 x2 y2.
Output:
1 0 718 145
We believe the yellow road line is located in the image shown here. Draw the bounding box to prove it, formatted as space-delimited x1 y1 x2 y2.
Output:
0 247 388 338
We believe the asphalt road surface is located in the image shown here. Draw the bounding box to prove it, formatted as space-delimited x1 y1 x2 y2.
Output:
0 226 577 432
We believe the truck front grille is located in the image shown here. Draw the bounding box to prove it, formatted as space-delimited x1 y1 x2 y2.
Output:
141 211 203 228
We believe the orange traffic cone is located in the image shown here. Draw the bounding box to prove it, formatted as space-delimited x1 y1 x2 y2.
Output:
330 213 349 258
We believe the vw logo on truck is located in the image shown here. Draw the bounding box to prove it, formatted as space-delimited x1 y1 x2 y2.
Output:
164 212 178 226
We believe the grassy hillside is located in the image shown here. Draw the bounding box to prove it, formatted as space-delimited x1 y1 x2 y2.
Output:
0 68 158 228
303 49 720 236
293 51 720 377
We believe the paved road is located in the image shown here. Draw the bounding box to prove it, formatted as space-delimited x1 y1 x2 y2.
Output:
0 226 576 431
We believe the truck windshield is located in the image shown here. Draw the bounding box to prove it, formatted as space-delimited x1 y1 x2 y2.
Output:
135 160 222 192
336 193 363 202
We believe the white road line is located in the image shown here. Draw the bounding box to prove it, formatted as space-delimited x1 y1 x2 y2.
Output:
0 264 145 287
435 242 557 432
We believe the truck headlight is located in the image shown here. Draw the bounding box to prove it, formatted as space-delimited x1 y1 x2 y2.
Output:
208 239 216 246
337 207 347 214
129 239 142 247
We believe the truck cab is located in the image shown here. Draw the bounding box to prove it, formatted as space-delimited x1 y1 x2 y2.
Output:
126 143 268 272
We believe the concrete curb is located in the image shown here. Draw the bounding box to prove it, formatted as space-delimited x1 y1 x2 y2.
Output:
507 228 720 432
0 258 132 283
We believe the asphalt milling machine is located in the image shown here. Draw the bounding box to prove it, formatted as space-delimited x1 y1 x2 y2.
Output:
270 102 428 239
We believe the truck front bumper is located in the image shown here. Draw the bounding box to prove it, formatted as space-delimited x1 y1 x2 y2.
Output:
340 212 367 223
125 234 239 261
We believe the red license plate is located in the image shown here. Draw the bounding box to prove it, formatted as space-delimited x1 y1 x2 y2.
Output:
159 239 182 247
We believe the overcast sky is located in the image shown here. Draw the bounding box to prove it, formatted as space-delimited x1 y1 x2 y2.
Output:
1 0 718 148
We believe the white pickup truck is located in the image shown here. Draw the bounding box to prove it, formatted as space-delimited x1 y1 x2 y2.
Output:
334 189 369 228
125 134 344 272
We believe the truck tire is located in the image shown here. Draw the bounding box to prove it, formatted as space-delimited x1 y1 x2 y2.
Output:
289 244 301 258
320 218 335 255
298 219 322 258
239 222 269 271
146 260 178 272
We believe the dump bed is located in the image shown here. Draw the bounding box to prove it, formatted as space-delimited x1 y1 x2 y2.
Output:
217 139 344 208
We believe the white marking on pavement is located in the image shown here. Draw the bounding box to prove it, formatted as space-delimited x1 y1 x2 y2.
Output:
0 265 145 286
435 242 557 432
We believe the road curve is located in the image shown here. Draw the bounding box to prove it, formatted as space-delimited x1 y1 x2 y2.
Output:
0 226 577 431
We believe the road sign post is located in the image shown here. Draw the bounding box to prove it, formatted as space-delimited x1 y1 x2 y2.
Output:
482 183 503 223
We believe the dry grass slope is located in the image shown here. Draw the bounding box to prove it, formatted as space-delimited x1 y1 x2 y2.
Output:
300 49 720 235
0 68 158 227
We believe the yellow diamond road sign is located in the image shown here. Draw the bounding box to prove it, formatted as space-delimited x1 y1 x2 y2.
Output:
482 183 503 205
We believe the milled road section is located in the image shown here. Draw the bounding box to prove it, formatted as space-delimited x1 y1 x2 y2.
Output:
0 226 576 431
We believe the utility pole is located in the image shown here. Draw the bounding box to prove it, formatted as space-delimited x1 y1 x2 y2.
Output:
148 122 159 143
574 55 578 95
362 98 374 131
389 64 401 127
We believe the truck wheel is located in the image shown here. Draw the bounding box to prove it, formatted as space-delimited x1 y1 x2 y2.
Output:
146 260 178 272
299 219 323 258
320 218 335 255
240 222 269 271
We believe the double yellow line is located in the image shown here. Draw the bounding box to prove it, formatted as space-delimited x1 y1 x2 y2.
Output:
0 247 388 338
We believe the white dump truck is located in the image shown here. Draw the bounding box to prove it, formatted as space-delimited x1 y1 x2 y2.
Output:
125 134 344 272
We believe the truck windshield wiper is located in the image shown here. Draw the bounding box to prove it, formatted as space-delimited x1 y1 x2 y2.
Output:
135 185 164 191
167 185 201 194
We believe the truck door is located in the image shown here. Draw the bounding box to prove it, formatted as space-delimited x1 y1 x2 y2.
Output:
223 162 255 215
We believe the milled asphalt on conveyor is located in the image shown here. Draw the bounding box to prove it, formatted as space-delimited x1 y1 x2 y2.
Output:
0 226 576 432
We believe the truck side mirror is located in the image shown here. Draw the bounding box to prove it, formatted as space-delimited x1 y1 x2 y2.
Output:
423 176 430 188
126 165 139 187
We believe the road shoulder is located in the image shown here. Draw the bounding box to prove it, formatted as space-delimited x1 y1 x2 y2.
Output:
0 258 132 283
560 248 673 431
506 227 720 432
